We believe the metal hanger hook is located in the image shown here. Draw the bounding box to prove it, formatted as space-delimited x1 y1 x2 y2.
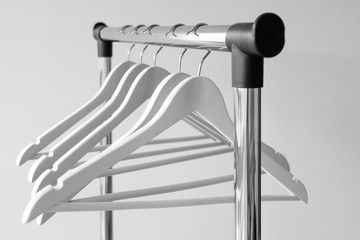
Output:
166 23 184 37
198 50 211 76
186 23 207 36
178 48 188 73
142 24 159 35
154 46 163 66
140 45 149 63
130 24 145 34
116 25 132 34
127 44 136 61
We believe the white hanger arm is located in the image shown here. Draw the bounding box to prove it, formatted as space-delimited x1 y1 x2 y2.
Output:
16 61 135 166
262 152 308 203
28 63 148 182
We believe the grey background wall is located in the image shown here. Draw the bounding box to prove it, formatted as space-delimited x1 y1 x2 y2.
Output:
1 0 359 239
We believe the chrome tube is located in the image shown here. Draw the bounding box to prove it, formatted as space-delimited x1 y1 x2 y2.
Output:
234 88 261 240
100 25 230 52
98 57 113 240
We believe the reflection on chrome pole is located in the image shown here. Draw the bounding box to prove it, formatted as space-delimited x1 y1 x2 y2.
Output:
98 57 113 240
234 88 261 240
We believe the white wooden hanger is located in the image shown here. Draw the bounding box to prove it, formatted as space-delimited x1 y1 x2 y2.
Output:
32 70 229 194
30 49 234 192
27 62 149 182
16 60 136 166
28 47 234 183
23 76 307 224
30 69 232 225
23 75 234 224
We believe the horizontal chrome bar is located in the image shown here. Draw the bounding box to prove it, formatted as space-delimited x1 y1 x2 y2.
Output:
99 13 285 57
100 25 231 52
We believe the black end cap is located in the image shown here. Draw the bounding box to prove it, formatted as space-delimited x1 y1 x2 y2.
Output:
226 13 285 58
93 22 113 57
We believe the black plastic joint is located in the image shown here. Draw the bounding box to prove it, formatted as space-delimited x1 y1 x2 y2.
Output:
93 22 113 57
226 13 284 88
231 45 263 88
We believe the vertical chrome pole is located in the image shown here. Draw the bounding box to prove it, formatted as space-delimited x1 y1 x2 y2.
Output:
94 22 114 240
98 57 113 240
227 13 284 240
234 88 261 240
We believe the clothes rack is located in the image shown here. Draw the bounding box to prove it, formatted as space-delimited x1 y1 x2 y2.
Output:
92 12 285 240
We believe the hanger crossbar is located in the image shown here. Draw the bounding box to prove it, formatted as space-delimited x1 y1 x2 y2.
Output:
49 195 299 212
71 142 227 168
31 135 210 159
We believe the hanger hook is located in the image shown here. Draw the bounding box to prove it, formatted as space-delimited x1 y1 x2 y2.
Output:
140 45 149 63
198 50 211 76
186 23 207 36
116 25 132 34
178 48 188 73
154 46 163 66
142 24 159 35
127 44 136 61
130 24 145 34
166 23 184 37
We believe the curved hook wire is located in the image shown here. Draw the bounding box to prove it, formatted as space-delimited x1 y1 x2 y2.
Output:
186 23 207 36
142 24 159 35
127 44 136 61
130 24 145 34
115 25 132 34
140 45 149 63
198 50 211 76
166 23 184 37
139 24 158 63
178 48 188 73
154 46 163 66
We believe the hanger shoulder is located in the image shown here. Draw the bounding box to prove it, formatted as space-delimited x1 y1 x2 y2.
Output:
16 61 135 166
190 77 235 143
123 72 190 137
28 63 148 182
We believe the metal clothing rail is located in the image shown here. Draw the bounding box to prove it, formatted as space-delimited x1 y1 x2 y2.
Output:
93 12 285 240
